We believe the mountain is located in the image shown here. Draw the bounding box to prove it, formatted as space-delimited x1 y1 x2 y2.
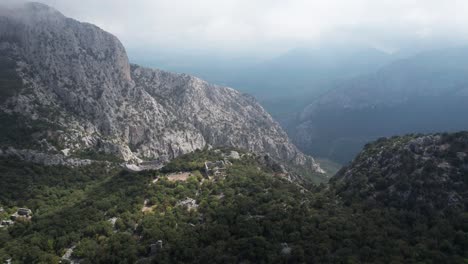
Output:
1 3 467 263
133 45 393 100
331 132 468 212
294 46 468 163
0 3 322 174
130 45 394 132
1 133 467 263
230 46 393 99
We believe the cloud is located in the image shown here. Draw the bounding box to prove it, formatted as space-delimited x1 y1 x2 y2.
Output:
7 0 468 54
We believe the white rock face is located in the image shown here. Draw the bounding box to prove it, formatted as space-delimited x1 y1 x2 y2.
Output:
0 3 321 172
176 198 198 211
228 151 241 160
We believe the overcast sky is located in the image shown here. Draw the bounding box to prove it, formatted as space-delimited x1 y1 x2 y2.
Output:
5 0 468 57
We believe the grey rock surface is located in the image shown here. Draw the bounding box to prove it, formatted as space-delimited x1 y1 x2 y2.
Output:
0 3 322 173
0 147 93 166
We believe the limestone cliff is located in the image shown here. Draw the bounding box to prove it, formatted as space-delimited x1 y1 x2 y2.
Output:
0 2 322 173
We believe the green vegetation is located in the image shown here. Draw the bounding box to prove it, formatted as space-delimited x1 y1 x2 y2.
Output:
332 132 468 211
0 158 146 263
72 149 123 163
159 148 225 173
0 144 466 263
0 112 58 150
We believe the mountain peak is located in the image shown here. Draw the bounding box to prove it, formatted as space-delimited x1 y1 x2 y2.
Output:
24 2 59 12
0 4 324 179
0 2 65 21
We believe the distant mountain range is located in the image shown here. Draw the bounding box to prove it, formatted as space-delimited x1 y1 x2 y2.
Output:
227 46 393 99
294 46 468 163
0 3 467 263
131 44 394 100
136 40 468 166
131 45 397 139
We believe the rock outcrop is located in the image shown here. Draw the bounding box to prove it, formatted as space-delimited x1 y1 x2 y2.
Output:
0 2 322 173
0 147 93 167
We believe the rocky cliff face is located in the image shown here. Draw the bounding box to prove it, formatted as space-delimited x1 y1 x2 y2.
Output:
0 3 322 173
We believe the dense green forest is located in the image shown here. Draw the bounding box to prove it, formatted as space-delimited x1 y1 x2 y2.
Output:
1 145 467 263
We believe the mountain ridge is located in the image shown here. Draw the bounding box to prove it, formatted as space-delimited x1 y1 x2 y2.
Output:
1 131 467 263
293 46 468 163
331 132 468 212
0 2 323 175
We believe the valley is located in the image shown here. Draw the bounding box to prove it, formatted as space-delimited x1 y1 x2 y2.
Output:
0 2 467 263
1 135 467 263
143 43 468 166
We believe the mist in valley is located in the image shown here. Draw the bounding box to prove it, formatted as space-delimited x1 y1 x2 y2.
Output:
2 1 468 263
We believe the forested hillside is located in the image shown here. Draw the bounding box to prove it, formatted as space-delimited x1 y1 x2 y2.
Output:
1 139 467 263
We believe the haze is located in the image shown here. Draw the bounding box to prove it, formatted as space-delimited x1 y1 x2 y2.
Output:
5 0 468 58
